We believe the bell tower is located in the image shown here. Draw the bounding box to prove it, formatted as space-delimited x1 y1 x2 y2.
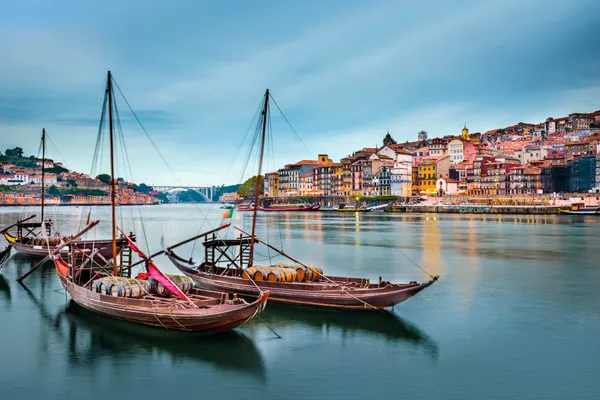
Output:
462 124 470 141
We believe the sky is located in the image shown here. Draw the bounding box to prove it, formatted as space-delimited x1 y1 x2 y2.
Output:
0 0 599 186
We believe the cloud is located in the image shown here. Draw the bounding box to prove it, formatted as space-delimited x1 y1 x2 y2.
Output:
0 0 599 185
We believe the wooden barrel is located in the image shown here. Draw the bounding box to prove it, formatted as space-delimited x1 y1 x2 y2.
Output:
152 275 193 296
296 266 307 281
241 268 253 280
277 267 296 282
306 265 323 282
108 278 147 298
267 268 285 282
297 265 323 282
252 266 269 281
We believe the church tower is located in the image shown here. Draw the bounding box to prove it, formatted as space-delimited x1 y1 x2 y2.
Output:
462 124 470 141
418 130 428 142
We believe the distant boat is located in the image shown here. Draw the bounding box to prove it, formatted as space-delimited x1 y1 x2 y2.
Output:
558 203 600 215
337 204 370 213
259 203 320 212
220 203 235 209
1 130 123 259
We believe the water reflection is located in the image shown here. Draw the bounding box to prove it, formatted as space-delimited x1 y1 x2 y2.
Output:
258 304 439 359
0 274 11 305
61 303 266 381
20 280 267 381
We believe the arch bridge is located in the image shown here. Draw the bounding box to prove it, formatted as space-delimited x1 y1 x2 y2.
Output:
152 186 215 202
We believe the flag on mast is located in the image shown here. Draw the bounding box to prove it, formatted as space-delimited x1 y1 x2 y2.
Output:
222 208 234 219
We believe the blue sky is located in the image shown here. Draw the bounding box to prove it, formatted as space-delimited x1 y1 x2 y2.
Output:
0 0 599 186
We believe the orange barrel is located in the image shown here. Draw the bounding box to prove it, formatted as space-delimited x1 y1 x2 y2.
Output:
252 266 269 281
241 268 254 280
267 268 285 282
307 265 324 282
276 267 296 282
153 275 193 296
296 266 307 282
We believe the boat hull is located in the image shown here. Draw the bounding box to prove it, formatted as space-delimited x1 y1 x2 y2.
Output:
558 208 600 215
11 238 126 258
58 274 268 332
259 205 320 212
169 254 435 310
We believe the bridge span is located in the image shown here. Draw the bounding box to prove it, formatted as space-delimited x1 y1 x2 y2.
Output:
152 185 215 202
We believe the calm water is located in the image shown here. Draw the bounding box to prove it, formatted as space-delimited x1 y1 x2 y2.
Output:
0 205 599 400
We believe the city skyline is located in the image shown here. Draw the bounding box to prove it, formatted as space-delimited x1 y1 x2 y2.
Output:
1 0 599 185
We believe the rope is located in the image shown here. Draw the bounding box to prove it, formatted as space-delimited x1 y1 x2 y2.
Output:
377 232 436 280
269 93 311 155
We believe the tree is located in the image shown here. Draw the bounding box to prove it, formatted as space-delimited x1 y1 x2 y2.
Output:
67 179 78 187
96 173 112 185
138 183 152 193
47 185 60 196
4 147 23 158
237 175 264 198
591 122 598 128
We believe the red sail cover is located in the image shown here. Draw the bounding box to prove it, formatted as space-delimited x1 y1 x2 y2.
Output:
120 231 194 304
53 254 69 277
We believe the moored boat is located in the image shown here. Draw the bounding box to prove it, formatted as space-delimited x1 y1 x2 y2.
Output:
46 71 269 332
167 89 437 311
558 202 600 215
259 203 320 212
0 130 123 259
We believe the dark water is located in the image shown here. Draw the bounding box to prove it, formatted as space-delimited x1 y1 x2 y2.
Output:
0 205 599 400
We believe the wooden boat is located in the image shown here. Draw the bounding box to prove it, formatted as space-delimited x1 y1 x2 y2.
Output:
167 89 438 310
558 203 600 215
47 71 269 332
1 130 123 258
259 203 320 212
55 248 268 332
337 204 370 213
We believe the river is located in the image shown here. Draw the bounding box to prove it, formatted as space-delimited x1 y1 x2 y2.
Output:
0 204 598 400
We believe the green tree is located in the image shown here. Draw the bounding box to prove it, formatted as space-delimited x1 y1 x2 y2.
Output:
47 185 61 196
154 192 169 204
5 147 23 157
96 173 112 185
67 179 78 187
237 175 264 198
138 183 152 193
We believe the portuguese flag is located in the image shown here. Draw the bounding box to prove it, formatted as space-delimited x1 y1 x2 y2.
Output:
222 208 234 219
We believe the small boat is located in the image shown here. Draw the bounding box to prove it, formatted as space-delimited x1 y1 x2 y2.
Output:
558 203 600 215
50 71 269 332
337 204 370 213
1 130 124 259
167 89 437 311
236 202 255 211
220 203 234 209
259 203 320 212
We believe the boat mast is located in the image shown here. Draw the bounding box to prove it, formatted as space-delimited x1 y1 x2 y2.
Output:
248 89 269 267
41 128 45 227
107 71 118 275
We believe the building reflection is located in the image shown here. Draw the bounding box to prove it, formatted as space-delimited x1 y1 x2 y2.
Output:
420 217 441 279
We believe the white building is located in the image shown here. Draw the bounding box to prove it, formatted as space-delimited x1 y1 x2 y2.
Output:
390 152 413 197
36 158 55 169
516 146 548 165
0 173 29 186
31 174 58 185
448 139 464 165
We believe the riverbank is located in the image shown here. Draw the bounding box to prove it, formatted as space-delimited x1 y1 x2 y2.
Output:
388 204 562 214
